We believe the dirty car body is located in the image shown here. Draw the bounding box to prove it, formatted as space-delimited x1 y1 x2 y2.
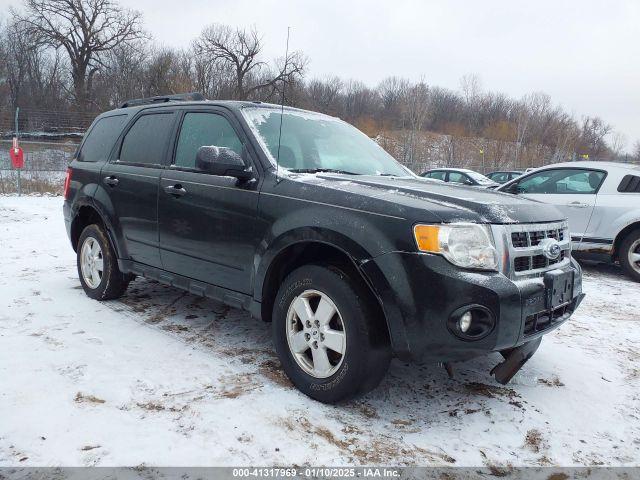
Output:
63 97 584 401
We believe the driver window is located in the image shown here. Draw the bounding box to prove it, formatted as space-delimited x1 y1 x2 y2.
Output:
448 172 470 184
174 113 243 169
517 169 604 194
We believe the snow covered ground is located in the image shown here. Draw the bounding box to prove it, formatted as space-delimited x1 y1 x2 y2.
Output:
0 196 638 468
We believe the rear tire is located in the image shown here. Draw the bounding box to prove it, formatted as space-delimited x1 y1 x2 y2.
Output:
272 264 391 403
77 224 130 300
619 229 640 282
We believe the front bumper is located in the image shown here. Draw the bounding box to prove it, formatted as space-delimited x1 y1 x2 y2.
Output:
361 251 583 363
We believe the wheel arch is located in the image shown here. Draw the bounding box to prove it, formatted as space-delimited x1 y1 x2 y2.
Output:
256 228 371 318
613 221 640 260
255 225 399 335
70 202 122 259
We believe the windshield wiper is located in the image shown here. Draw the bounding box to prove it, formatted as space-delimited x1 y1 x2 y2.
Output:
288 168 360 175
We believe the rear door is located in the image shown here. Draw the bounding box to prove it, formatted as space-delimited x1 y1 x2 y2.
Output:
511 168 606 245
101 109 177 267
157 107 260 294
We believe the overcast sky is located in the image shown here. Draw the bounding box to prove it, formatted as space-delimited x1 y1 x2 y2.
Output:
3 0 639 150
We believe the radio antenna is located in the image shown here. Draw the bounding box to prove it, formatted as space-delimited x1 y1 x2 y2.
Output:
275 26 291 182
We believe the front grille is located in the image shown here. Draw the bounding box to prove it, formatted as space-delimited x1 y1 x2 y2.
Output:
513 250 566 272
512 232 528 248
524 301 574 336
511 226 565 248
506 222 570 276
514 257 530 272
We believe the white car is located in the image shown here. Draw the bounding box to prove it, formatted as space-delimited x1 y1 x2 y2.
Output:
498 161 640 281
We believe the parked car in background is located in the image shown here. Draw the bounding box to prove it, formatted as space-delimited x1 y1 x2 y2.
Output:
486 170 523 184
421 168 499 188
498 161 640 281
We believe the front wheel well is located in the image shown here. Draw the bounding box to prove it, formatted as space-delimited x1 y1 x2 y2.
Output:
70 206 104 252
260 242 385 327
613 222 640 260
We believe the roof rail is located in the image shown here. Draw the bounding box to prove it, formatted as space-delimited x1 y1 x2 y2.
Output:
120 92 206 109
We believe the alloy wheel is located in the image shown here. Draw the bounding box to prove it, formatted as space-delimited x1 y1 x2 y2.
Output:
629 239 640 274
285 289 346 378
80 236 104 289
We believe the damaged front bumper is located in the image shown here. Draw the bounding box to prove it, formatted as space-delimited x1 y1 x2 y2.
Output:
361 252 585 383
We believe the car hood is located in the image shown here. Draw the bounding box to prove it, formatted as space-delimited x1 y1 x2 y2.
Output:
287 173 565 224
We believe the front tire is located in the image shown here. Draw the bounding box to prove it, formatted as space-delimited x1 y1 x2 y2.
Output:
272 264 391 403
619 229 640 282
77 224 130 300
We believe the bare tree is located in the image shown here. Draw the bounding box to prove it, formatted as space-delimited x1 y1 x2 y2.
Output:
579 116 612 159
633 141 640 163
13 0 145 108
609 131 627 159
1 18 67 110
306 77 343 115
401 81 430 163
194 24 306 100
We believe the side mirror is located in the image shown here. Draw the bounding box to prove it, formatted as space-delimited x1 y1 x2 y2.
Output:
195 146 252 181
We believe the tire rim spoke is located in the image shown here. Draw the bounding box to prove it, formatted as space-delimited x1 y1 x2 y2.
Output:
94 256 104 272
315 297 336 327
292 296 313 325
290 331 309 353
322 329 345 354
311 346 332 376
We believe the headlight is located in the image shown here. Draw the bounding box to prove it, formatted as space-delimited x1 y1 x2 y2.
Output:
413 223 499 270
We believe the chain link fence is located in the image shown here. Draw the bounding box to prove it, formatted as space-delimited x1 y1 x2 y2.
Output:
0 108 94 141
0 140 78 195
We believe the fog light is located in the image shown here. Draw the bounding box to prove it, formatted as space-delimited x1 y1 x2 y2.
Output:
448 305 495 341
459 311 472 332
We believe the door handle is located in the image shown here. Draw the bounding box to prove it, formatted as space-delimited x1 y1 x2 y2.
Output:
568 201 589 208
164 184 187 197
104 176 119 187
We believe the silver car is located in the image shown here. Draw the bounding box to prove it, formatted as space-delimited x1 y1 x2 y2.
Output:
498 161 640 281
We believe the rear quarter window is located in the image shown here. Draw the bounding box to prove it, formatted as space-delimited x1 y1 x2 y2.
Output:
78 115 127 162
618 174 640 193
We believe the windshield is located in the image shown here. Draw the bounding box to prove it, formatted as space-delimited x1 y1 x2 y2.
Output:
242 107 412 177
466 171 498 185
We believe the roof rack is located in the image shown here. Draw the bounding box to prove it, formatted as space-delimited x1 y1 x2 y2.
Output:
120 92 206 109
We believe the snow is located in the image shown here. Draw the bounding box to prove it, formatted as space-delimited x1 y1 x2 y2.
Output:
0 196 638 468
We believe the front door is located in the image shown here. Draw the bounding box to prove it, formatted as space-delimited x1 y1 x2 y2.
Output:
158 109 260 294
513 168 606 246
101 110 177 268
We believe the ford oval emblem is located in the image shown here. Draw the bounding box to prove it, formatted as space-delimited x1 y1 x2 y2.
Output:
540 238 562 260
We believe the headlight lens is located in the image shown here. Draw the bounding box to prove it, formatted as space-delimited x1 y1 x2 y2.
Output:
414 223 499 270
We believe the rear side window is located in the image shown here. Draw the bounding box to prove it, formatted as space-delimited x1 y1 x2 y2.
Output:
489 172 508 183
618 175 640 193
78 115 127 162
174 112 243 169
424 171 445 181
119 113 175 165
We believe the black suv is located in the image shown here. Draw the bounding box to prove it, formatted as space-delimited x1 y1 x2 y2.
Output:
63 94 585 403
